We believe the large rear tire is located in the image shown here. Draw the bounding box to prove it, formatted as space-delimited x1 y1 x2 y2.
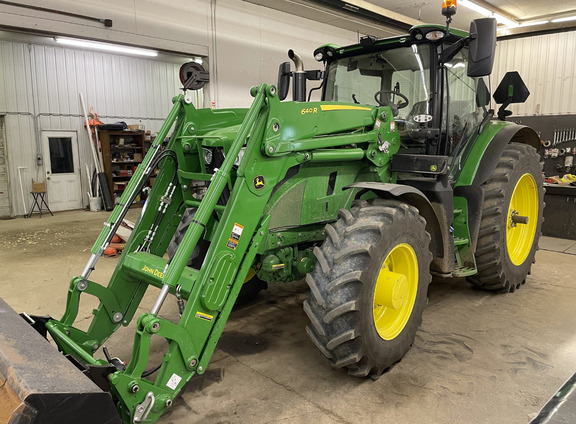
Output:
304 199 431 378
467 143 544 292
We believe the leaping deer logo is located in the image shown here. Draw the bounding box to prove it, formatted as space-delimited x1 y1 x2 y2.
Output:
253 175 265 190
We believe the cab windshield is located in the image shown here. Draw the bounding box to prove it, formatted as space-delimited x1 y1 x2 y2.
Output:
323 42 487 159
323 44 432 138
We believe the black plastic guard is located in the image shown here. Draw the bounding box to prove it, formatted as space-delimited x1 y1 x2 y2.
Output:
0 297 121 424
390 154 449 175
531 372 576 424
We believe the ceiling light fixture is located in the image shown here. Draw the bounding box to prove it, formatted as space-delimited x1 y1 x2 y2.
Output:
55 37 158 57
459 0 519 27
551 15 576 23
459 0 491 16
519 20 549 27
500 20 550 31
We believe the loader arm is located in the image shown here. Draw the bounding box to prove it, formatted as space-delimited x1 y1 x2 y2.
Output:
42 85 274 422
4 75 398 422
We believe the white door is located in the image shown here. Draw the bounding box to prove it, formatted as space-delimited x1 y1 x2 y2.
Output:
42 131 82 211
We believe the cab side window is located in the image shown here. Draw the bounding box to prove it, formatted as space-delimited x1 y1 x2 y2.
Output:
444 48 485 150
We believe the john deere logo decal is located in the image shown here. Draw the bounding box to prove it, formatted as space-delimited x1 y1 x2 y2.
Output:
253 175 265 190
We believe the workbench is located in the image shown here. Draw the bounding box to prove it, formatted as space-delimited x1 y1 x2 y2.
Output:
542 184 576 240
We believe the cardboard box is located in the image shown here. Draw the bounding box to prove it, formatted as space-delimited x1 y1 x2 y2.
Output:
32 181 45 193
133 153 143 162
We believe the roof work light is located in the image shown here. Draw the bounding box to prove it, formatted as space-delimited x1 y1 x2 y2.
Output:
442 0 457 18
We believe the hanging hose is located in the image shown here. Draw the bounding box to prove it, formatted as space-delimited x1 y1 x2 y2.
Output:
136 151 179 253
141 364 162 378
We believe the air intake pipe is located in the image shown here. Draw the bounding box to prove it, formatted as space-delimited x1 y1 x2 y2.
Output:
288 49 306 102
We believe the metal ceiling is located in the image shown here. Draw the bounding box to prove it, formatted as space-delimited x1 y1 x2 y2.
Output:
244 0 576 39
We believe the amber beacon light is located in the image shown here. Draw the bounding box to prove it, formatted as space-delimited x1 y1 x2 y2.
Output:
442 0 457 17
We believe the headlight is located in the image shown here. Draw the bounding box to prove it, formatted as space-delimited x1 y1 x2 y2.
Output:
426 30 446 41
202 148 213 165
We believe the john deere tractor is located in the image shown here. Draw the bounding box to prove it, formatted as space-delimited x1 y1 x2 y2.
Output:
0 3 543 423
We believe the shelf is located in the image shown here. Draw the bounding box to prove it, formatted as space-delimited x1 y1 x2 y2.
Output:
100 129 147 204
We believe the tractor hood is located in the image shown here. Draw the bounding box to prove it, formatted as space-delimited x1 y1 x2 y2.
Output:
200 123 243 147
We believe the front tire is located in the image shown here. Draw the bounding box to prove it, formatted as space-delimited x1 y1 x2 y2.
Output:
167 208 268 303
167 208 209 268
304 199 431 378
468 143 544 292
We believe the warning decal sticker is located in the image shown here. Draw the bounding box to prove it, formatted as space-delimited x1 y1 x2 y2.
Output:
227 223 244 250
195 311 214 322
166 373 182 390
231 223 244 240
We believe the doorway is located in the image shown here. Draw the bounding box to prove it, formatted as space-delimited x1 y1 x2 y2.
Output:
41 131 82 211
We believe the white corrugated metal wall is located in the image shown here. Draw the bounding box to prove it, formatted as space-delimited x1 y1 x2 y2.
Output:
493 31 576 116
0 117 9 217
0 40 191 217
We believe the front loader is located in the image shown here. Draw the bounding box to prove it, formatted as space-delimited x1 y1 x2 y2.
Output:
0 3 544 423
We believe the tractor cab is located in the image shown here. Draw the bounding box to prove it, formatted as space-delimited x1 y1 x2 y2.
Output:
278 11 497 165
327 22 494 156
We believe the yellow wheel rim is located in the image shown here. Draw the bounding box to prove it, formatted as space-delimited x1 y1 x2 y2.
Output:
506 173 538 266
373 243 418 340
244 268 256 283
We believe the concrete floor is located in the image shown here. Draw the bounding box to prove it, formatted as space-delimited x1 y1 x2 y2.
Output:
1 210 576 424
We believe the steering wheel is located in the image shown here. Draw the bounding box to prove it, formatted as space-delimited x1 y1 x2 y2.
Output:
374 90 409 112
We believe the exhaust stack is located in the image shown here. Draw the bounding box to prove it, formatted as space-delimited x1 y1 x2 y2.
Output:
288 49 306 102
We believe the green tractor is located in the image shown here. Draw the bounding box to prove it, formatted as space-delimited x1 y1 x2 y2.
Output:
0 4 544 424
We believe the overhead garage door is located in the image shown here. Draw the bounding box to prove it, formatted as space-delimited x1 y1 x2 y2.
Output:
0 116 10 217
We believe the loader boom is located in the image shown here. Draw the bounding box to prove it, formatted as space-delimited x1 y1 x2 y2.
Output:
36 83 399 422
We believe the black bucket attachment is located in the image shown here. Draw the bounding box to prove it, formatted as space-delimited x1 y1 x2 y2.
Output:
0 297 121 424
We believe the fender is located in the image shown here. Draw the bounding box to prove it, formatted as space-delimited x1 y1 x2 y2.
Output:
473 125 540 186
458 123 540 188
346 182 452 274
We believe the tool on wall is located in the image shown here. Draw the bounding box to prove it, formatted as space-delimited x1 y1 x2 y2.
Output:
80 93 114 211
542 127 576 176
90 107 105 173
552 128 576 146
564 155 574 173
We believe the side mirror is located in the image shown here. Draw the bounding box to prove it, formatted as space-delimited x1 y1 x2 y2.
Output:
493 71 530 120
277 62 291 101
493 71 530 104
467 18 497 77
